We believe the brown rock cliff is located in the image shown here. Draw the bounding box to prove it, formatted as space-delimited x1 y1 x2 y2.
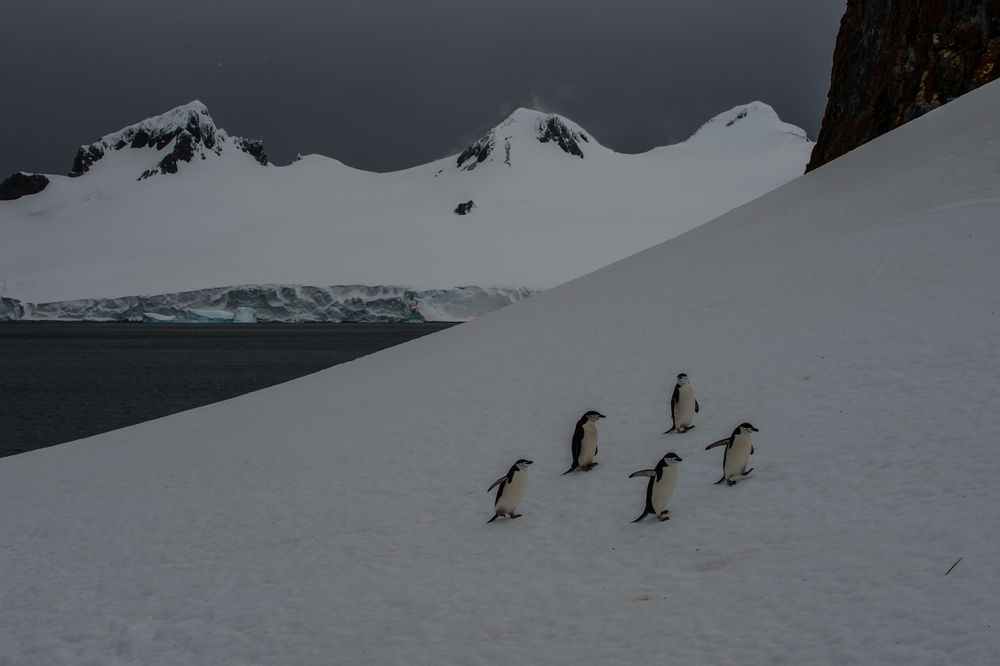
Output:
807 0 1000 172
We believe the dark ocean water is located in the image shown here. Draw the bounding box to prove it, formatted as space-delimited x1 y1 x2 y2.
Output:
0 322 455 457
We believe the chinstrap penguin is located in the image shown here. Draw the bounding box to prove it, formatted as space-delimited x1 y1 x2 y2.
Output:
663 372 699 434
487 459 533 522
705 422 759 485
562 410 606 475
629 452 683 522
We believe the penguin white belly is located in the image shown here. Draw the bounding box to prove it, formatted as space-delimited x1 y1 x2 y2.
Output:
578 423 598 466
651 465 678 514
674 385 696 428
495 472 527 513
724 434 753 479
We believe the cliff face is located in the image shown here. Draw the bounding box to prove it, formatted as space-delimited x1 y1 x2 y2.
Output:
807 0 1000 172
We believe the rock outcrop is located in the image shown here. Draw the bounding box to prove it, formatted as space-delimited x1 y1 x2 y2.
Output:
0 172 50 201
69 101 268 180
808 0 1000 172
453 200 475 215
536 116 587 158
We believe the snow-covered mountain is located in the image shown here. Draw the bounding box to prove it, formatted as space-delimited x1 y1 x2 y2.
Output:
0 100 812 316
2 76 998 663
68 100 268 180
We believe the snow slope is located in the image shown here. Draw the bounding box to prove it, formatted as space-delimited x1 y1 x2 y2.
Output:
0 102 811 303
3 82 1000 664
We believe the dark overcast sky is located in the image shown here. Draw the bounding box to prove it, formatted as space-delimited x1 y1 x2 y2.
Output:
1 0 846 177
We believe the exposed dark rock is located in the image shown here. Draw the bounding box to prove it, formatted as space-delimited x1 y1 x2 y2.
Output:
537 117 585 158
0 172 50 201
139 130 197 180
130 129 150 149
454 200 476 215
808 0 1000 172
235 137 268 165
68 102 266 178
457 133 494 170
726 110 748 127
70 144 105 177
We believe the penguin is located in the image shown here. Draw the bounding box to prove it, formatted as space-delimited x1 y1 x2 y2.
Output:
705 422 759 485
487 459 533 523
629 452 683 522
561 410 606 475
663 373 699 434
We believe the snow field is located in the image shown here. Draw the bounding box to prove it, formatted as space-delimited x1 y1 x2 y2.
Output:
0 104 811 303
2 84 1000 664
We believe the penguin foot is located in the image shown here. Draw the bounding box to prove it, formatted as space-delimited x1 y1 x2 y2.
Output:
509 512 522 519
726 478 736 486
741 467 754 477
657 514 670 521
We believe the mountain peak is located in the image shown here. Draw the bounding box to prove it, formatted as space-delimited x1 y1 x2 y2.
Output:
692 101 807 140
455 108 592 171
69 100 268 180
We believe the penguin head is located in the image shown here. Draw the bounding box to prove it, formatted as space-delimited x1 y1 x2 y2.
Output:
514 459 533 470
663 452 683 464
738 422 759 434
676 373 689 385
583 410 606 422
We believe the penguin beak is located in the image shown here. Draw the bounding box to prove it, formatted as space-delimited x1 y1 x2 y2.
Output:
749 426 759 432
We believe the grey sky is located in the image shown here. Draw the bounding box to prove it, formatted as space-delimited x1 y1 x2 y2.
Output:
1 0 845 177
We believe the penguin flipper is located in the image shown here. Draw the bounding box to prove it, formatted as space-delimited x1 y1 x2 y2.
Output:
751 445 755 455
695 400 700 413
628 469 656 478
486 476 506 492
705 438 729 450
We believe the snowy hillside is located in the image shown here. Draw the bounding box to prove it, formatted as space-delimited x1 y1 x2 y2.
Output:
4 78 1000 664
0 101 811 307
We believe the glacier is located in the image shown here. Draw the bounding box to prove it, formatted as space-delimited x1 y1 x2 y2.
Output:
6 284 533 323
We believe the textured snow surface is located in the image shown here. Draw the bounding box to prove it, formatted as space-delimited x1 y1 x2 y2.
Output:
0 102 811 303
3 82 1000 664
